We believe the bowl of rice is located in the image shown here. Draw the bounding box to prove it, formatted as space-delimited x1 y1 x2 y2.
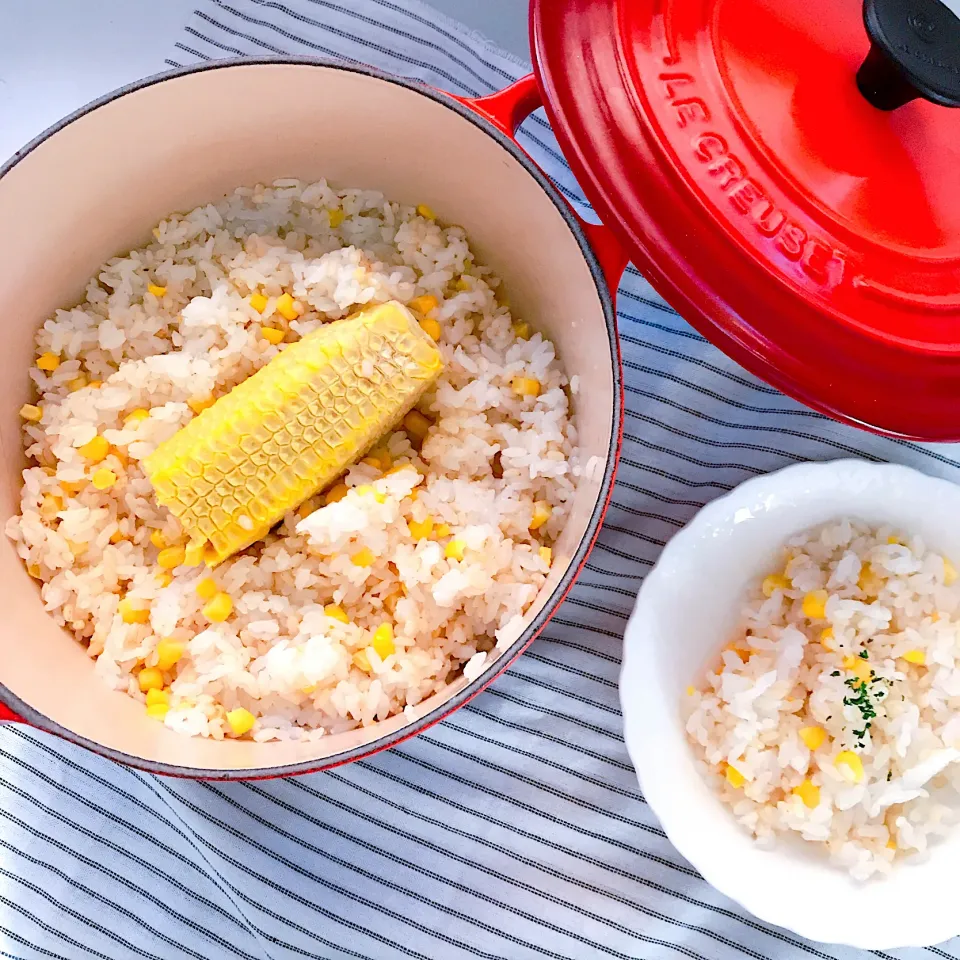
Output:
0 60 622 777
621 459 960 948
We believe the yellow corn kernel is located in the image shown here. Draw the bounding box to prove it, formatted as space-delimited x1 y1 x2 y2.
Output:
149 530 167 549
416 203 436 220
852 660 873 685
157 546 186 569
455 277 471 292
761 573 790 597
226 707 256 736
819 627 834 651
183 538 206 566
858 561 882 595
325 483 349 506
39 494 62 522
19 403 42 422
249 292 269 313
944 557 958 586
147 283 167 297
408 516 434 540
91 468 117 491
799 726 826 750
27 563 41 579
355 484 386 504
155 639 184 671
842 655 872 685
261 326 285 345
156 572 173 587
445 539 465 561
196 577 218 601
125 408 150 428
138 667 163 692
59 480 85 497
902 649 926 665
372 623 395 659
513 321 532 341
793 779 820 809
529 501 553 530
275 293 298 321
351 547 375 567
203 592 233 622
88 380 102 389
361 457 382 471
686 685 695 696
887 535 902 545
145 687 169 707
187 394 216 415
298 498 318 520
77 435 110 463
67 376 88 392
146 703 169 721
409 295 439 316
370 448 392 471
324 604 350 624
511 376 541 398
353 649 372 672
802 590 828 619
419 316 441 341
118 597 150 624
835 751 864 783
403 410 432 441
328 208 345 228
724 764 746 788
539 546 552 566
36 352 60 372
433 523 451 538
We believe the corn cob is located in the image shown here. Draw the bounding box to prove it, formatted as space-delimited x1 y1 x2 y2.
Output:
144 301 442 565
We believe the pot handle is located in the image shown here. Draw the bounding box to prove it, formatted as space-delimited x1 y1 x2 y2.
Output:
0 703 25 724
454 74 629 297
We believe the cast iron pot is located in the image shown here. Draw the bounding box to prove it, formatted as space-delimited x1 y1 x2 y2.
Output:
0 59 626 778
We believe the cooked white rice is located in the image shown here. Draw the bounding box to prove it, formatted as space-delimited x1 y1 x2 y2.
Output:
686 519 960 879
7 179 581 742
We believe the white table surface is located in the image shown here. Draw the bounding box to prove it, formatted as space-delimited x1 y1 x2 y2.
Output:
0 0 529 164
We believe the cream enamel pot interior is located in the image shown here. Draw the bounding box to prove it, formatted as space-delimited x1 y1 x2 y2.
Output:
0 60 624 777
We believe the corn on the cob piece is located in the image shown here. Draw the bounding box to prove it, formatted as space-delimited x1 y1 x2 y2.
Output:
144 302 442 565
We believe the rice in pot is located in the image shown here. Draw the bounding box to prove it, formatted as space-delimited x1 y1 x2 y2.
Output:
7 180 581 742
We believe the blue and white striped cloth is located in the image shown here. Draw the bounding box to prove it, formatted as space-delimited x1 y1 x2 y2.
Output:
4 1 960 957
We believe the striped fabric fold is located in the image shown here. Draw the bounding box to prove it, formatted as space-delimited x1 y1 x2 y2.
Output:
2 0 960 957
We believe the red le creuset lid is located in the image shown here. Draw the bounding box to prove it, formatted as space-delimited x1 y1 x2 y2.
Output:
529 0 960 440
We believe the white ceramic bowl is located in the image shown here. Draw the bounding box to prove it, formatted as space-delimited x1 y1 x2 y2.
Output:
621 459 960 949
